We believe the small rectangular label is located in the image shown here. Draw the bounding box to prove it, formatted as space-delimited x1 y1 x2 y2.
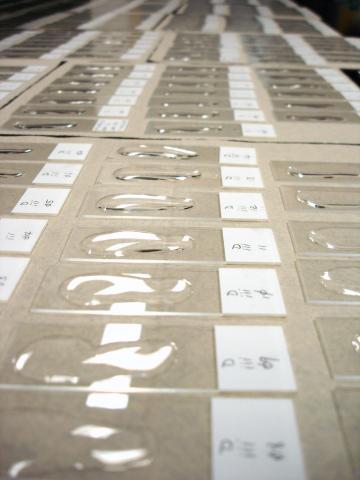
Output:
212 397 306 480
234 109 265 122
0 81 21 91
219 147 257 165
341 91 360 101
242 123 276 138
215 326 296 391
350 101 360 111
222 227 280 263
33 163 82 185
230 89 256 99
229 81 254 89
230 99 259 109
12 188 70 215
0 218 47 253
129 71 153 79
0 256 30 301
220 53 241 62
48 143 92 161
8 73 36 81
22 65 47 73
121 53 141 60
228 72 251 81
228 66 250 73
331 82 359 93
93 119 128 132
108 95 138 106
218 267 286 315
221 166 263 189
219 192 267 220
98 106 130 117
120 79 147 88
115 87 143 97
133 63 156 72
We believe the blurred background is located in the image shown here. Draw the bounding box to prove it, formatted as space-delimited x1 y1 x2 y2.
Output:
295 0 360 36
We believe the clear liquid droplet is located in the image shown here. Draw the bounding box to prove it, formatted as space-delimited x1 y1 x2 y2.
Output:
81 231 194 258
320 267 360 296
113 167 201 182
1 409 154 477
12 336 176 384
309 227 360 251
118 145 198 160
296 190 360 209
60 273 192 307
96 194 194 212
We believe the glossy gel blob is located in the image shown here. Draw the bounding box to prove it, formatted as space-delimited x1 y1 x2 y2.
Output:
118 144 198 160
308 227 360 252
59 273 192 307
96 194 194 212
296 189 360 209
0 169 23 179
320 267 360 297
288 166 360 180
81 231 194 258
1 409 154 477
113 167 201 182
12 336 176 384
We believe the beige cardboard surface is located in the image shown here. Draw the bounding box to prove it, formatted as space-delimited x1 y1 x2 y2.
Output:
1 61 359 143
0 135 358 479
0 2 359 478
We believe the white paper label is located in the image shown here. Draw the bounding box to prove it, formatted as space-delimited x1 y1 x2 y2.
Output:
228 72 251 81
219 147 257 165
108 95 138 106
331 82 359 93
22 65 47 73
228 66 250 73
221 166 263 189
234 109 265 122
222 228 280 263
219 192 267 220
212 398 306 480
0 218 47 253
257 5 272 16
133 63 156 72
0 81 21 91
242 123 276 138
215 326 296 391
8 73 36 81
220 53 241 63
48 143 92 161
0 256 29 301
229 81 254 89
218 267 286 315
120 79 147 88
129 71 153 79
229 89 256 99
12 188 70 215
121 53 141 60
315 68 342 78
350 101 360 111
33 163 82 185
230 99 259 109
341 91 360 101
93 119 128 132
98 106 130 117
115 87 143 97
